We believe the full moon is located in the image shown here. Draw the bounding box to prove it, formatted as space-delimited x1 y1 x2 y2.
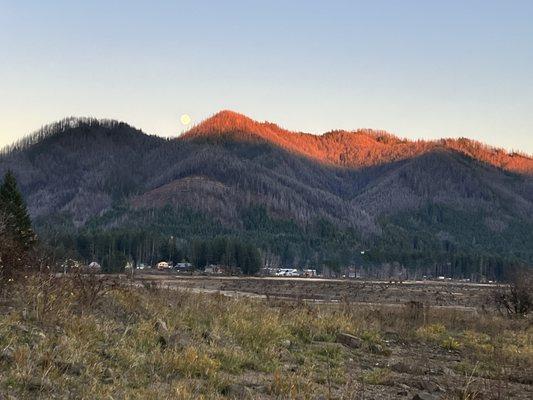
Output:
180 114 191 125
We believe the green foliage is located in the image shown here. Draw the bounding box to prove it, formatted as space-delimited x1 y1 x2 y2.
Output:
190 236 261 274
366 203 533 280
0 171 35 249
102 251 128 273
33 200 532 280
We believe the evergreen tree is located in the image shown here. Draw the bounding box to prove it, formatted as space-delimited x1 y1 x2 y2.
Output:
0 171 35 249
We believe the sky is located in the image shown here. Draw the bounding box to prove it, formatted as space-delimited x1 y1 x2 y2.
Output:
1 0 532 153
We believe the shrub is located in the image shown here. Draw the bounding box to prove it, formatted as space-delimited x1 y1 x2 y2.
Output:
492 268 532 317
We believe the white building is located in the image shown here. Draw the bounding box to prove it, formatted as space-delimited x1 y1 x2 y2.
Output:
157 261 171 270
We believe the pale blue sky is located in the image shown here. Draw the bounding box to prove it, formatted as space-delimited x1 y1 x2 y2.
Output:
1 0 532 153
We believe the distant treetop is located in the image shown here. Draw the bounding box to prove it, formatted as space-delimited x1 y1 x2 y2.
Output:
0 117 131 156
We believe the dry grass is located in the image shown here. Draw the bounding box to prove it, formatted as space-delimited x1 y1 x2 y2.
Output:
0 274 531 399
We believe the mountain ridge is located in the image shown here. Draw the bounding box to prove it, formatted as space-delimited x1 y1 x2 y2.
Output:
182 110 533 174
1 112 532 272
3 111 532 175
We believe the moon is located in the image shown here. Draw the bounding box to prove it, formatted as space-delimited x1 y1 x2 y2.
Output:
180 114 191 126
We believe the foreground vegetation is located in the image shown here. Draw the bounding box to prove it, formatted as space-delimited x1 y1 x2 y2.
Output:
0 274 531 399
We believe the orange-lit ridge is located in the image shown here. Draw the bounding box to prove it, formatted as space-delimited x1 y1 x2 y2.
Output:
181 110 533 174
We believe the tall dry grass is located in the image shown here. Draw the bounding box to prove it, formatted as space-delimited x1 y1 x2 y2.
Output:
0 274 531 399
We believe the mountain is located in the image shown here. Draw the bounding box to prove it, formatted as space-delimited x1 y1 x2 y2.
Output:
1 112 532 276
183 111 533 174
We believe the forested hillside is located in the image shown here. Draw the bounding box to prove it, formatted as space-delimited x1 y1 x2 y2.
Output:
1 113 532 279
184 111 533 174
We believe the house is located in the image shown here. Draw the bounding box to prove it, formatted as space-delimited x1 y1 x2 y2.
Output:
157 261 171 270
204 264 221 274
205 264 240 275
302 269 317 277
260 267 278 276
87 262 102 272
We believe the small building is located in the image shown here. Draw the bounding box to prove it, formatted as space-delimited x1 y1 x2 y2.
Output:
302 269 317 277
260 267 278 276
205 264 221 274
205 264 240 275
157 261 171 270
87 262 102 272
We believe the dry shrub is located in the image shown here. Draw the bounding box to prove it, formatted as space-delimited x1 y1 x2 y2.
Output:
13 269 119 325
67 269 118 315
492 268 532 317
17 274 73 324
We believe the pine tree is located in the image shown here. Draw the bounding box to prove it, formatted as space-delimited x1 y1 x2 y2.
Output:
0 171 35 249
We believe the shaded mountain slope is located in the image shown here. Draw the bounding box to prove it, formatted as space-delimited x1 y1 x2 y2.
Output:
0 118 167 224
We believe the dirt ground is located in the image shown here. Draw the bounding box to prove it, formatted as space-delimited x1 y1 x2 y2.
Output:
134 272 494 310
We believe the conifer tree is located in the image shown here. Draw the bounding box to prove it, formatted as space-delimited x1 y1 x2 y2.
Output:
0 171 35 249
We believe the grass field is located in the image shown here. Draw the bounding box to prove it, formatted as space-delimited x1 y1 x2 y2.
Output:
0 274 531 399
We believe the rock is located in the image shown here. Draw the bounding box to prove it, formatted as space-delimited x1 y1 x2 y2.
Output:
167 332 191 349
280 339 291 349
336 332 362 349
254 385 268 394
101 368 114 384
397 383 411 390
155 319 170 348
55 360 85 376
14 324 30 333
412 393 440 400
202 330 221 344
416 380 441 393
283 363 298 372
383 331 401 343
391 361 411 373
157 335 168 348
391 361 426 375
158 331 192 349
35 330 46 339
0 346 14 363
368 342 390 355
223 384 250 398
26 377 51 391
441 367 455 376
154 319 168 334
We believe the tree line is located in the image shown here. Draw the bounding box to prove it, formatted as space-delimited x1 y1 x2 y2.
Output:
1 171 530 282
